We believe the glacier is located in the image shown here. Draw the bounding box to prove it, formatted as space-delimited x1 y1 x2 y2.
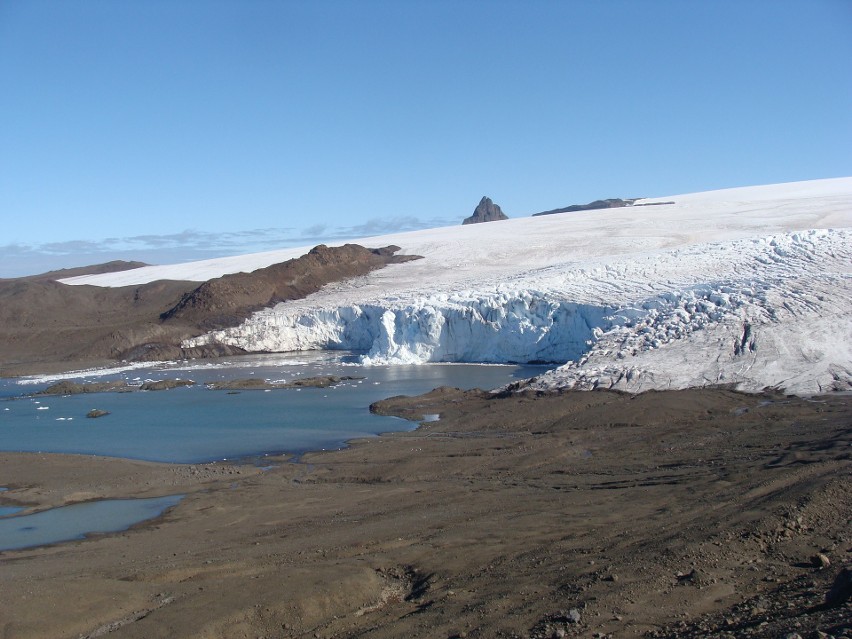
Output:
66 178 852 395
182 228 852 394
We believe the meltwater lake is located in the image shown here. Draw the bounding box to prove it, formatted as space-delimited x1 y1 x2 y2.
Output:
0 352 541 464
0 353 541 551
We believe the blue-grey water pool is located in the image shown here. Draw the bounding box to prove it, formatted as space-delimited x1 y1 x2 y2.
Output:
0 352 541 463
0 353 544 550
0 495 184 551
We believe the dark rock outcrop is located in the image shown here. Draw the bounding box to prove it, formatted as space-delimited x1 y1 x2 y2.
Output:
826 565 852 606
139 379 195 391
287 375 363 388
462 197 509 225
36 378 194 395
207 375 363 391
532 198 674 217
532 198 636 217
37 380 132 395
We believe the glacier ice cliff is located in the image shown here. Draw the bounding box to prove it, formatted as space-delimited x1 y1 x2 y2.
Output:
186 292 617 365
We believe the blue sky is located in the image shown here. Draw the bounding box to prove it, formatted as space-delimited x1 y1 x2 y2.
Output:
1 0 850 277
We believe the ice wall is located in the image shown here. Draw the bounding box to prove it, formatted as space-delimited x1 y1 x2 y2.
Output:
186 293 617 365
185 281 761 368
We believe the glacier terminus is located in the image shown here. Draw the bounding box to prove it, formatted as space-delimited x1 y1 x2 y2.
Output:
64 178 852 396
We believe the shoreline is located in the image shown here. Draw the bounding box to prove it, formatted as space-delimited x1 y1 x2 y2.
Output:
0 386 849 638
0 451 269 512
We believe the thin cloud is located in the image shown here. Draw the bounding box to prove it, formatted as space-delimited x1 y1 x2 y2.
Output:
111 227 302 250
302 216 456 242
301 224 328 237
347 216 429 236
39 239 106 255
0 216 454 278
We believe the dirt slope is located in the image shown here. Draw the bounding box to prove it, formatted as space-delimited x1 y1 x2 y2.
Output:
0 245 418 375
161 244 418 330
2 260 149 283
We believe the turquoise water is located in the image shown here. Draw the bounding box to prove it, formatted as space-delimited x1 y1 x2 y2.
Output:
0 353 539 463
0 495 183 551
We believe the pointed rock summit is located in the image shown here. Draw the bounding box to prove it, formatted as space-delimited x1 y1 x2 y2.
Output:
462 196 509 225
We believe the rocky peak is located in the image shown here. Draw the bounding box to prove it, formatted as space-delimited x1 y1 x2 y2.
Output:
462 196 509 225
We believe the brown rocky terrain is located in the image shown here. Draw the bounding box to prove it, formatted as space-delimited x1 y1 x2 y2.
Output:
0 387 849 638
0 245 418 376
161 244 418 330
0 276 201 375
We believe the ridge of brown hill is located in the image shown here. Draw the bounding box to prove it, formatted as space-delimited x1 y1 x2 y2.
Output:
2 260 149 282
161 243 420 331
0 277 202 374
0 244 420 376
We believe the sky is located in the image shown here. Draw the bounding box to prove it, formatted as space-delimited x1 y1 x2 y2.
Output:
1 0 851 278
